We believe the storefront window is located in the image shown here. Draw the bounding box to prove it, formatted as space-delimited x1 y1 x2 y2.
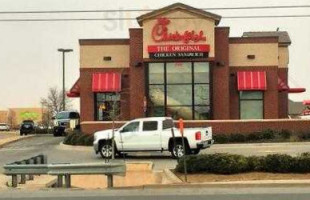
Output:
147 62 210 120
95 93 120 121
240 91 263 119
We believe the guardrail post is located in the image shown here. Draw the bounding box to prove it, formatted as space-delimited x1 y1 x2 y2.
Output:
28 159 34 180
65 174 71 188
12 175 18 188
39 154 47 164
20 161 26 184
107 175 113 188
57 175 63 187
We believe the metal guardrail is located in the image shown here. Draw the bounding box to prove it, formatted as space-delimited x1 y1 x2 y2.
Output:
4 154 48 187
4 155 126 188
48 162 126 188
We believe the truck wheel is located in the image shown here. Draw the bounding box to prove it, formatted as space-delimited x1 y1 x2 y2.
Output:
99 141 115 159
171 142 188 159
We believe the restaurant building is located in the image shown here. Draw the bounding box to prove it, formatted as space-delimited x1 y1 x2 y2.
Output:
67 3 305 133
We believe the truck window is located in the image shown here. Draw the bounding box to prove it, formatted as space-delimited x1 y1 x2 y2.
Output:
122 122 139 132
142 121 158 131
163 119 174 130
69 112 80 119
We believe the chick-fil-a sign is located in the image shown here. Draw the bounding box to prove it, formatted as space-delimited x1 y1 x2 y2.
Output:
151 17 207 44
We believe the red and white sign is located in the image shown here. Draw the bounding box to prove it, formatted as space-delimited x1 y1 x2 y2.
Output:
148 45 210 53
151 17 207 44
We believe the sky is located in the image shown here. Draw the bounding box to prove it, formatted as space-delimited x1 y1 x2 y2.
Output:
0 0 309 111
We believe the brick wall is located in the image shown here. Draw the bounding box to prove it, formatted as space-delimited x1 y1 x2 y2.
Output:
230 66 279 119
129 28 145 119
81 119 310 135
79 68 130 122
213 27 230 119
278 68 289 118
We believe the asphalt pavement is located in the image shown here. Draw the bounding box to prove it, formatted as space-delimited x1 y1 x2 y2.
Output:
1 186 310 200
1 135 310 172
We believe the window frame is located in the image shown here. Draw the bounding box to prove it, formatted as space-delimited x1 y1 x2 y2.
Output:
94 92 121 121
239 91 264 119
146 62 211 120
121 121 140 133
142 121 158 131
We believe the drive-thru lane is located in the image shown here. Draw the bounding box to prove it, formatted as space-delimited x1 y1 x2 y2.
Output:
1 135 310 171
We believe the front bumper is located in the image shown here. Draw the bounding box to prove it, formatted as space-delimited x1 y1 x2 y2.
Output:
197 139 214 149
93 141 99 154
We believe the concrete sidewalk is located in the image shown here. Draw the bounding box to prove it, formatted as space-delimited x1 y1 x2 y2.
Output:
0 132 34 148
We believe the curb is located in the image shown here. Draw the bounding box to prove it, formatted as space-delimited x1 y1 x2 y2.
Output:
57 142 92 151
112 179 310 190
0 135 36 148
163 169 183 183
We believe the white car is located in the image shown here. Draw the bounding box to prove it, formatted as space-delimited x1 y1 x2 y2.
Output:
93 117 213 159
0 123 10 131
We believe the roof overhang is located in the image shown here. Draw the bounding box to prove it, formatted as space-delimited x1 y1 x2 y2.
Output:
136 3 221 27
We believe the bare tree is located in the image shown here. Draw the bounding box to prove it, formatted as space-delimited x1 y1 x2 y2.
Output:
40 87 72 126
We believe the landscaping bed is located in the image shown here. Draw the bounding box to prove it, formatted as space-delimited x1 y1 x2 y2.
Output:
174 153 310 183
174 172 310 183
214 129 310 144
63 130 94 146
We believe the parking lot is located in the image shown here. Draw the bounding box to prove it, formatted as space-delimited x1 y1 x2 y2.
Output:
1 134 310 172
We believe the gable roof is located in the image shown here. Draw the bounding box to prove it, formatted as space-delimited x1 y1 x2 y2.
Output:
136 3 221 26
243 31 291 46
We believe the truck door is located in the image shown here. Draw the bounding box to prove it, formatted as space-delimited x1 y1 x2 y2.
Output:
119 121 140 151
140 121 161 150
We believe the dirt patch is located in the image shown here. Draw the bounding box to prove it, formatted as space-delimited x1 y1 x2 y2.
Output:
174 171 310 183
71 162 162 189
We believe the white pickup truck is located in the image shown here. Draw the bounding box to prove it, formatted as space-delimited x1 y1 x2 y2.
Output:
93 117 213 159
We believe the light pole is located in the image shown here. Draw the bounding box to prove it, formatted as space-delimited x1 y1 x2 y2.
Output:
58 48 73 111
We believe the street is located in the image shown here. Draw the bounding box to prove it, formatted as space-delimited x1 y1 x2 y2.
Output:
1 134 310 172
1 186 310 200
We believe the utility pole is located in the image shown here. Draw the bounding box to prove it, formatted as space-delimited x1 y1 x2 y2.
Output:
57 48 73 111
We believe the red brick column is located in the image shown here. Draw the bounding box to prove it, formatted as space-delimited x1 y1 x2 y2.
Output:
278 68 289 118
213 27 230 119
129 28 145 119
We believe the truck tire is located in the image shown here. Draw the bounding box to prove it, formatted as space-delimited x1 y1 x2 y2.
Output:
171 142 188 159
99 140 115 159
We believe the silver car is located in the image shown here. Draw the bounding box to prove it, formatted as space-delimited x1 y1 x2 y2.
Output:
0 123 10 131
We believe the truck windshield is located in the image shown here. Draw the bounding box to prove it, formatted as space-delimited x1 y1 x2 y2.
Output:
56 112 70 119
163 119 174 130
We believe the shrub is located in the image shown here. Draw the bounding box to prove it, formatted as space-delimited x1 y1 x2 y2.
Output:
63 131 93 146
298 132 310 140
229 134 246 143
176 153 248 174
261 129 275 140
246 132 262 141
176 153 310 174
294 153 310 173
278 129 291 140
213 134 229 144
247 156 265 171
75 134 89 146
257 154 295 173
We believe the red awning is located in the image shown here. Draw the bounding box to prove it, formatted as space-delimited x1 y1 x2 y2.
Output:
278 78 306 93
92 72 121 92
303 100 310 105
67 78 80 98
237 71 267 91
278 78 289 91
